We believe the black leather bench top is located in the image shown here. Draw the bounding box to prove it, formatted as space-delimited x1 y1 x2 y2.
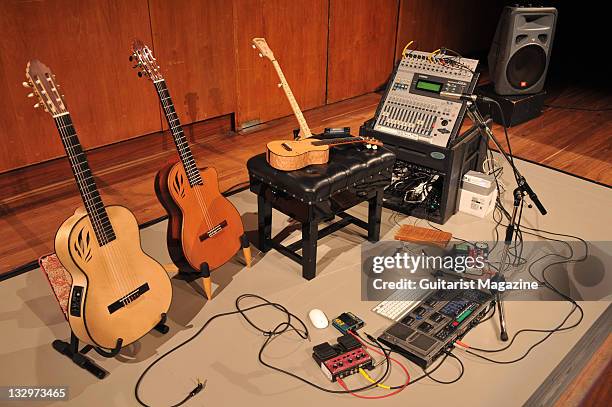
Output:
247 144 395 204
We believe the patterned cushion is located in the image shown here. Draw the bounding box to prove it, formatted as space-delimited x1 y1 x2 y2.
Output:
39 254 72 319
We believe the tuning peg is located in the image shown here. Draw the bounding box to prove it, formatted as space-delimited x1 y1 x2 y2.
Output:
137 72 143 77
372 145 378 150
366 144 372 149
27 92 34 98
277 83 282 88
258 53 263 58
252 44 256 49
22 81 32 88
129 55 134 61
34 103 41 108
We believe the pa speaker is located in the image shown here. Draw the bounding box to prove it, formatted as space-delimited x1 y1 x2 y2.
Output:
488 6 557 95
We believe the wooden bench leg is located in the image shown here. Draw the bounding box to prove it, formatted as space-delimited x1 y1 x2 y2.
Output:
257 195 272 252
302 221 318 280
368 190 384 242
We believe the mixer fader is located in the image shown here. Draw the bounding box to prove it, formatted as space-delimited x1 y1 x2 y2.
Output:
374 51 479 147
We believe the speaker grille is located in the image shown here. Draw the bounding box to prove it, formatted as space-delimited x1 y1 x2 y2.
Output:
506 44 547 90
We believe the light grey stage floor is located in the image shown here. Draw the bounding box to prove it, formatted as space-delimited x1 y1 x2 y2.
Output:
1 157 610 406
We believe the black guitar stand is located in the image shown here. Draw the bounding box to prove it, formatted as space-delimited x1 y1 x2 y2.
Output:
52 313 169 379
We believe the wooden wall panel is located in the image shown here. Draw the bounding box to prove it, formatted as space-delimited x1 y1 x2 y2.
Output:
0 0 161 173
395 0 504 61
148 0 236 129
327 0 399 103
233 0 328 129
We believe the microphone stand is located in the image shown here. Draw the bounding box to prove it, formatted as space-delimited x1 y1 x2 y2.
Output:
464 100 547 341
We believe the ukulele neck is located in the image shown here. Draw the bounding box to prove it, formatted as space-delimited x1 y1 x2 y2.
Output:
311 136 366 146
54 113 116 246
153 80 203 186
270 59 313 139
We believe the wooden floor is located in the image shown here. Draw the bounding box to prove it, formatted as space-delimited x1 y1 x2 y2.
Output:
0 82 610 275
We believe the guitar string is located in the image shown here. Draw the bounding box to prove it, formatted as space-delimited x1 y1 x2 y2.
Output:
154 81 215 232
55 115 129 301
154 80 214 229
55 115 133 301
57 114 138 306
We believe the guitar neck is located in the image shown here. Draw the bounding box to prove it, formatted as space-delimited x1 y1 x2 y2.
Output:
53 113 116 246
270 60 313 139
311 136 366 146
153 80 202 186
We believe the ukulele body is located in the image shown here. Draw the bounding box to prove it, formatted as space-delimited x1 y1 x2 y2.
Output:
155 162 244 272
55 205 172 349
266 139 330 171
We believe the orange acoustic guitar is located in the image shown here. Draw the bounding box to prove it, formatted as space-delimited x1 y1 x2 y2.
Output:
130 40 250 299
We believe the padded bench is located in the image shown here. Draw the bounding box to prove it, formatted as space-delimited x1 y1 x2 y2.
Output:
247 142 395 280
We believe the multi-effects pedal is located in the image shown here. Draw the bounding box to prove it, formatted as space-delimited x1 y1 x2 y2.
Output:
374 50 479 147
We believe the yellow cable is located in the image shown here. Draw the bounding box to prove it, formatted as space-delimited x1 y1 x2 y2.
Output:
359 368 391 390
401 40 414 59
429 48 441 63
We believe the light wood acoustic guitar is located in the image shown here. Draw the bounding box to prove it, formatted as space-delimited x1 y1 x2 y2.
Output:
25 60 172 351
130 40 250 299
251 38 383 171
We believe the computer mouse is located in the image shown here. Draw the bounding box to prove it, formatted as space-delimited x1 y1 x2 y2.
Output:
308 309 329 329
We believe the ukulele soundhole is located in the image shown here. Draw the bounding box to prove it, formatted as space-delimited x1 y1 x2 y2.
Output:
73 226 92 263
172 171 186 198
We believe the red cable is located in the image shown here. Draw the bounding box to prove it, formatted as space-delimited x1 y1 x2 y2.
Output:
336 331 410 399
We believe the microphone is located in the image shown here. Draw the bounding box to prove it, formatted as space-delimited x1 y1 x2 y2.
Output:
440 91 494 103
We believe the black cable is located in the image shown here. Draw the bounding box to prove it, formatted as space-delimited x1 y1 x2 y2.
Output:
134 294 391 406
421 351 464 384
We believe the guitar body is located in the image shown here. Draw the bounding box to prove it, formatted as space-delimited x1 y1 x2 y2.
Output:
155 162 244 271
55 205 172 349
267 139 330 171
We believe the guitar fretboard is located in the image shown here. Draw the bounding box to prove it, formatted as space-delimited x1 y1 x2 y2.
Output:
270 60 313 139
54 114 116 246
153 80 203 187
311 136 365 146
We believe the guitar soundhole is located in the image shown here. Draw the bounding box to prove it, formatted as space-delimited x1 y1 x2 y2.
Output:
73 226 92 263
172 171 186 198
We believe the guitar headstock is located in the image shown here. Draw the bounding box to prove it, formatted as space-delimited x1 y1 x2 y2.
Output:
130 39 163 82
24 60 67 117
251 38 275 61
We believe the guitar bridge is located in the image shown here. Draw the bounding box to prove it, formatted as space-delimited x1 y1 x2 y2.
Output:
199 220 228 241
108 283 149 314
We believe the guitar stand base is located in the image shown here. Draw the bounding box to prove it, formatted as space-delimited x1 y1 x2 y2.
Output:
154 312 170 334
241 233 252 268
53 314 169 379
52 333 108 379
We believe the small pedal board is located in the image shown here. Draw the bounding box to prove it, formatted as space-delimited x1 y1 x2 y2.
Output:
332 312 364 334
312 334 374 382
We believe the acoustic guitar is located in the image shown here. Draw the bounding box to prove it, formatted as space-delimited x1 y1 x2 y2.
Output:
251 38 383 171
25 60 172 351
130 40 250 300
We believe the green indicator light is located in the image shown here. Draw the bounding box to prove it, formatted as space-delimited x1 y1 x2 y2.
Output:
456 309 473 324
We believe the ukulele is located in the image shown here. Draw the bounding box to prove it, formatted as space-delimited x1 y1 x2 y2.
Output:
267 136 383 171
252 38 383 171
25 60 172 351
130 40 250 300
